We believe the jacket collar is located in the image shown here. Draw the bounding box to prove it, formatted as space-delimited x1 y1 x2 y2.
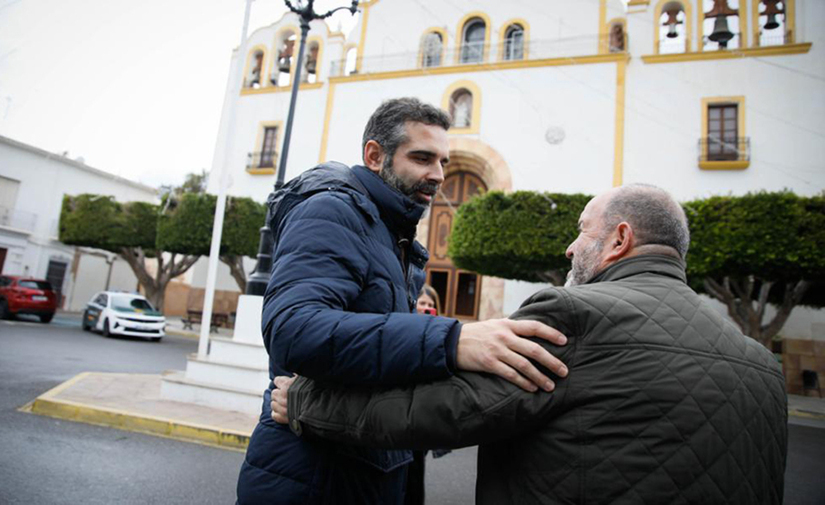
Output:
352 165 425 238
588 254 688 285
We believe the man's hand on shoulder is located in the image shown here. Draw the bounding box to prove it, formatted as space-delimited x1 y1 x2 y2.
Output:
456 319 568 393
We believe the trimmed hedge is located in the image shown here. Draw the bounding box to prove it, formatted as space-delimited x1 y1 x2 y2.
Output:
448 191 592 283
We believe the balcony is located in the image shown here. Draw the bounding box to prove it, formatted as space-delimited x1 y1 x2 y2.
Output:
0 205 38 234
246 151 277 175
698 136 750 170
329 35 624 78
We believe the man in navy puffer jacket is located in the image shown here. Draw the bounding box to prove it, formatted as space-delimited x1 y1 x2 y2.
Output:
236 98 569 504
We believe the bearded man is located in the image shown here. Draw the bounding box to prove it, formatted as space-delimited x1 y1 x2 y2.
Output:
274 184 788 505
236 98 569 504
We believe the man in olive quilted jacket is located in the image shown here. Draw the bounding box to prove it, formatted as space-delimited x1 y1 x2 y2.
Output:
274 184 788 505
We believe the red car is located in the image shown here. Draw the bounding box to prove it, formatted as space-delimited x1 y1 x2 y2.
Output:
0 275 59 323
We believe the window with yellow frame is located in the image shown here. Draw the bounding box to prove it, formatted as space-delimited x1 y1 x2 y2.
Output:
442 81 481 135
247 121 283 175
699 97 749 170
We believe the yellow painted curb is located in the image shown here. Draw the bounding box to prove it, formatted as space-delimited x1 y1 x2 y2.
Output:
29 373 250 452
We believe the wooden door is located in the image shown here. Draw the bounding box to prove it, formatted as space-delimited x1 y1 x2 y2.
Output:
426 172 486 319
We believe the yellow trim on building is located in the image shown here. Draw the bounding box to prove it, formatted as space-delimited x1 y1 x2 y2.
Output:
318 82 337 163
242 45 269 89
248 120 283 175
698 0 748 52
752 0 795 46
653 0 693 54
699 160 750 170
455 11 493 64
498 18 530 61
355 1 375 73
330 52 627 84
628 0 651 5
598 0 608 54
240 81 324 96
442 80 482 135
700 96 748 170
642 41 810 63
613 57 628 187
418 27 448 69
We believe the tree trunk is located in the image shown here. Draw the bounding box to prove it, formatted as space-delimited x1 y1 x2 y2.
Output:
220 255 247 292
117 247 200 311
702 276 811 348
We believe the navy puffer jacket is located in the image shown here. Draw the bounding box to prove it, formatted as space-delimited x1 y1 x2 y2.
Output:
237 163 461 504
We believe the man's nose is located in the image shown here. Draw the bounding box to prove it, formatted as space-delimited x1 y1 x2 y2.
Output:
565 244 574 259
430 164 445 184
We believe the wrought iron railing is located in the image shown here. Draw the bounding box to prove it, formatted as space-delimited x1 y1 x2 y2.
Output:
757 29 793 47
247 151 278 170
330 34 625 77
698 136 750 162
0 205 38 232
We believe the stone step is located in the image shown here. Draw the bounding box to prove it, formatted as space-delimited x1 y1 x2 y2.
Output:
160 370 264 415
209 336 268 368
185 354 270 393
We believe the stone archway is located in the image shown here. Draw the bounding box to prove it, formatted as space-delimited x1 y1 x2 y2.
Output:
417 138 513 320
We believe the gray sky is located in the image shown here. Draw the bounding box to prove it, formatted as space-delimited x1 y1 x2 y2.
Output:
0 0 357 189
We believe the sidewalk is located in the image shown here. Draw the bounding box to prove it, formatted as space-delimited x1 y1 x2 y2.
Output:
25 372 258 450
788 393 825 420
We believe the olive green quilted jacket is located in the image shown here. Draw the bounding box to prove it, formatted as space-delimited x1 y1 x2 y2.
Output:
288 255 787 504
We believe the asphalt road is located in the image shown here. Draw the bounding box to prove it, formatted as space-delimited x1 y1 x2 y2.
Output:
1 314 823 504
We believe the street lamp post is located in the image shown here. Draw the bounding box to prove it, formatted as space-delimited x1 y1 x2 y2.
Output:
246 0 359 296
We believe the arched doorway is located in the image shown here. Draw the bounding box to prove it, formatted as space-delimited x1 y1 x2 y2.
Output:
426 171 487 319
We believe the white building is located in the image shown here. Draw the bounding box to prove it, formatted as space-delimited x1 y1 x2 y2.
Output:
0 135 159 311
205 0 824 338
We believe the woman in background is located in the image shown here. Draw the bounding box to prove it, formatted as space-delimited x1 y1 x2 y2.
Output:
416 284 440 316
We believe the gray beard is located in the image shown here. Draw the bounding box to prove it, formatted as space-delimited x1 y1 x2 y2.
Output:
565 239 604 287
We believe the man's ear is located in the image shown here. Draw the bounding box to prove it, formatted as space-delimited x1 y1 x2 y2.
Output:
604 222 634 262
363 140 385 174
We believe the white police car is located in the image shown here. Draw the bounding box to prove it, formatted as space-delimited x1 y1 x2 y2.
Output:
82 291 166 341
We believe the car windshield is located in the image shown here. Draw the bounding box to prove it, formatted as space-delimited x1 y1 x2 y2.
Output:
19 280 52 290
111 295 155 312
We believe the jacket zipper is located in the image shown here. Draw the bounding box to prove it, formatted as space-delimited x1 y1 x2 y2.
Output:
397 238 414 311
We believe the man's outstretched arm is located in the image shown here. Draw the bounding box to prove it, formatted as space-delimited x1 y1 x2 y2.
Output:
279 288 577 450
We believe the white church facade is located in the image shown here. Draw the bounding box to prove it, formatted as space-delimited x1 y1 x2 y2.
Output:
204 0 824 338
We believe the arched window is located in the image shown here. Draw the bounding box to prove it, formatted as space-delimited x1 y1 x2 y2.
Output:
421 31 443 67
460 18 486 64
503 24 524 61
658 2 687 53
701 0 742 51
608 22 626 53
302 40 321 83
449 89 473 129
756 0 789 46
272 31 297 86
245 49 264 89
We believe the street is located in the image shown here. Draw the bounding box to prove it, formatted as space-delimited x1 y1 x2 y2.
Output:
1 315 823 504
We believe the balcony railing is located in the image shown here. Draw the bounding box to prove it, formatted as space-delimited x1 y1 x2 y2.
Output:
330 34 624 77
698 136 750 163
247 151 278 170
757 29 793 47
0 205 38 233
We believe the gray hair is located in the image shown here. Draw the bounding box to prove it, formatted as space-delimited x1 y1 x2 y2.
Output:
602 184 690 259
362 97 451 166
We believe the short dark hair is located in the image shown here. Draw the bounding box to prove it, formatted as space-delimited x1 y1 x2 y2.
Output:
602 184 690 259
362 98 451 165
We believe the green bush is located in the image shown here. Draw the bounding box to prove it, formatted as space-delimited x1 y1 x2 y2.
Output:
448 191 591 283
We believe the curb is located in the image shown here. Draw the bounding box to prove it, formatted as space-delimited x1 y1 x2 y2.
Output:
788 409 825 421
165 327 200 340
27 373 250 451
